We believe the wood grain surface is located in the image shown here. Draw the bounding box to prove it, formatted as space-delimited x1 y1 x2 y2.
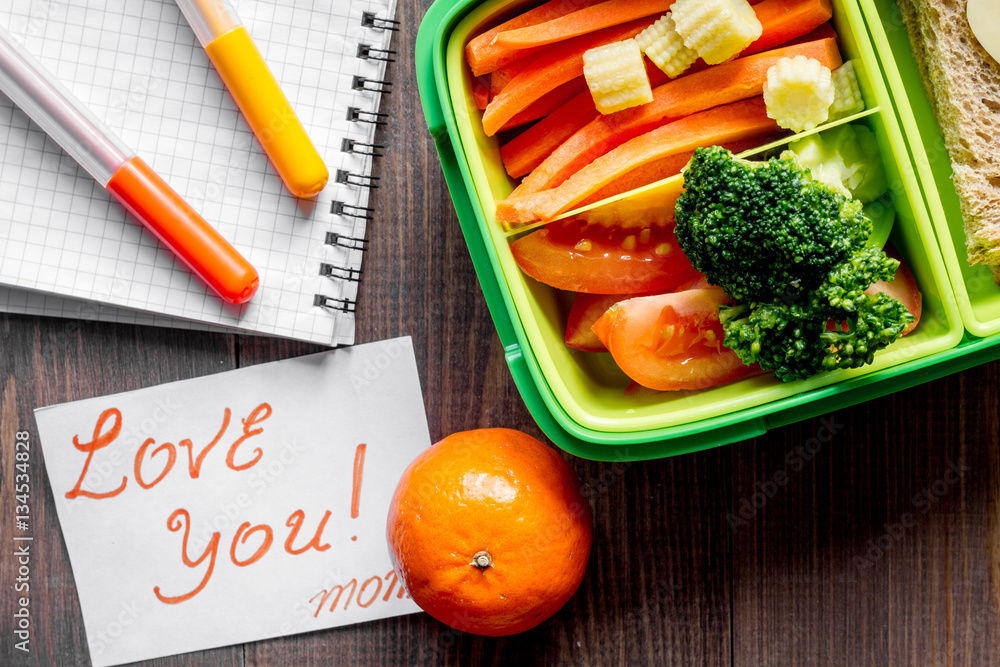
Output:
3 1 1000 665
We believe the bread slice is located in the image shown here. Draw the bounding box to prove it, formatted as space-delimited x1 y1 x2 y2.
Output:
897 0 1000 275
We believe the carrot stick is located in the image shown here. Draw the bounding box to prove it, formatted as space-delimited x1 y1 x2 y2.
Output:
497 191 552 227
465 0 608 77
514 37 841 195
481 18 654 137
498 61 670 178
742 0 833 56
533 96 780 221
499 78 589 132
575 154 689 213
493 0 673 51
491 59 532 99
500 90 598 178
578 135 770 208
473 76 490 110
497 158 687 228
497 137 768 227
496 0 832 175
789 21 838 45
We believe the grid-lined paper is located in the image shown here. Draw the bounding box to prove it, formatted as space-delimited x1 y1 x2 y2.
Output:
0 0 397 346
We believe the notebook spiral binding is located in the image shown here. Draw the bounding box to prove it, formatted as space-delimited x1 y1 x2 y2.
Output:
352 75 392 94
330 201 374 221
335 169 379 189
361 11 400 31
314 295 357 313
347 107 389 125
357 44 396 63
342 138 385 157
315 9 395 316
326 232 370 251
320 263 362 282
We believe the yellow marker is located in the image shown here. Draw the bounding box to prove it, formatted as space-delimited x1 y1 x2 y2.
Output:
175 0 329 198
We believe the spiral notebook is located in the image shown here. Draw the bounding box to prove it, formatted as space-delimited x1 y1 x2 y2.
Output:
0 0 398 346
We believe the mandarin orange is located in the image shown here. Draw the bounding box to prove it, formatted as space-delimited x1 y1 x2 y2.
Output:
386 428 592 636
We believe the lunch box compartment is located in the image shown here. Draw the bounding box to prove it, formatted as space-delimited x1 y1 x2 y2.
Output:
860 0 1000 338
416 0 989 460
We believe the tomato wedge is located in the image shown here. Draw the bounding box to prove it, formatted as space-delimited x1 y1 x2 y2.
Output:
566 293 634 352
591 287 760 391
510 219 701 294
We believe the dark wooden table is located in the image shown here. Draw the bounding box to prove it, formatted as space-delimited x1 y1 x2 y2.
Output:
4 1 1000 664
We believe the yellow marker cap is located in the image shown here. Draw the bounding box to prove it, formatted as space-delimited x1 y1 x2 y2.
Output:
205 26 329 198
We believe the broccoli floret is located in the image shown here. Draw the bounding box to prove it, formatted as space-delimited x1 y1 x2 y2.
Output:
720 247 912 381
675 145 870 303
675 146 913 382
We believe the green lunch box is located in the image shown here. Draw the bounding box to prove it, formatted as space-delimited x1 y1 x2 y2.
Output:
415 0 1000 461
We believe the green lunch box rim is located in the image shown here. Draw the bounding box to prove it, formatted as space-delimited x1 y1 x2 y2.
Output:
414 0 998 462
859 0 1000 338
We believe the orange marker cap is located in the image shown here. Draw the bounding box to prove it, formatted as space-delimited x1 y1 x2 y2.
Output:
106 156 259 304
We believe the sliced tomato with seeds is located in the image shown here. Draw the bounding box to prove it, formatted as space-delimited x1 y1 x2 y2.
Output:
565 293 636 352
591 287 761 391
565 282 709 352
510 219 701 294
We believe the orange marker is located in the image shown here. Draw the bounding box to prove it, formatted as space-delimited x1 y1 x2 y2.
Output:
0 23 258 305
106 159 259 304
175 0 330 198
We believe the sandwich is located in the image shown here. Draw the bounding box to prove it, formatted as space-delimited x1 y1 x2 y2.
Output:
897 0 1000 280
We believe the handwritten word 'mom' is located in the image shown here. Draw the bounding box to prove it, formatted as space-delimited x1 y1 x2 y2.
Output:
309 570 410 617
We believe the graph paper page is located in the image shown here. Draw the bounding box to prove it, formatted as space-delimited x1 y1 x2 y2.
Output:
0 0 397 346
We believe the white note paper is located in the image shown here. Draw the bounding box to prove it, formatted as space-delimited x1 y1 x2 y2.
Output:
34 338 425 667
